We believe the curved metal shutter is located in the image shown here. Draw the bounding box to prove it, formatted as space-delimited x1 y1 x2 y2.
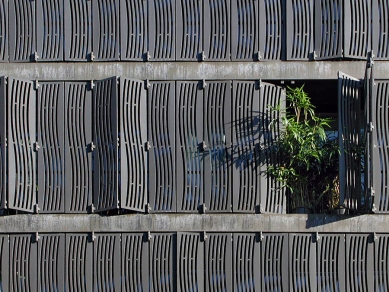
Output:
0 77 5 209
0 0 7 62
314 0 343 60
64 0 92 61
120 78 148 212
120 0 148 61
93 77 119 212
231 0 259 61
373 1 389 60
7 78 37 213
286 0 314 60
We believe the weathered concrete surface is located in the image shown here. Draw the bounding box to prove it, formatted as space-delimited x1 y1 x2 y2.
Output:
0 61 388 80
0 214 388 233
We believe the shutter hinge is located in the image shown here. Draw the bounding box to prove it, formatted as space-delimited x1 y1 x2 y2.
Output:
32 52 39 62
369 187 375 197
199 51 206 61
199 203 207 214
198 141 207 152
147 231 152 241
144 79 151 89
255 205 262 214
144 51 151 61
371 203 376 213
34 80 40 90
89 52 95 62
90 141 96 152
367 51 375 68
257 232 264 242
89 204 95 214
145 141 151 151
254 51 262 61
201 231 208 241
89 80 95 90
310 51 317 61
4 200 7 208
34 204 40 214
367 122 374 133
371 232 378 242
91 232 96 242
201 79 207 89
35 232 40 242
145 203 151 214
33 142 40 152
313 232 320 243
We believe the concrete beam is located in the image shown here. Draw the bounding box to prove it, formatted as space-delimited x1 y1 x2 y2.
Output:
0 214 388 234
1 61 389 81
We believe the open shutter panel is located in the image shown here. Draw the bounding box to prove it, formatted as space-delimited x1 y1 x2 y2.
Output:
37 82 65 213
36 0 64 61
148 81 176 212
232 81 260 213
344 0 371 60
231 0 259 61
93 77 119 212
338 72 363 211
176 0 203 61
120 78 148 212
0 0 8 62
120 0 148 61
203 81 232 212
372 1 389 60
0 77 5 209
176 81 204 212
8 78 37 213
64 0 92 61
286 0 314 60
64 82 93 213
259 82 286 214
314 0 343 60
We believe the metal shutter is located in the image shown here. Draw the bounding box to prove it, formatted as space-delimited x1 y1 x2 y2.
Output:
0 77 5 209
372 1 389 60
0 0 8 62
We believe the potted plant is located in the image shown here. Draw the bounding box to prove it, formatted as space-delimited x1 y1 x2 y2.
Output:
267 86 340 213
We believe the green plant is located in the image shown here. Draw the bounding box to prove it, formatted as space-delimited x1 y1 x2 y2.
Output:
267 86 340 212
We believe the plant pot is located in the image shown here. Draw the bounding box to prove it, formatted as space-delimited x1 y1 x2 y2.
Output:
331 207 346 214
291 207 312 214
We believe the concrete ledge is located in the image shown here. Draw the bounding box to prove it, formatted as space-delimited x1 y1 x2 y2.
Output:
0 214 388 233
0 61 388 80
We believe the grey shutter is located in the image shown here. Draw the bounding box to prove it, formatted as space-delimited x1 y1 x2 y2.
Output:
122 233 149 291
36 0 64 61
232 81 260 213
259 82 286 214
203 81 232 212
231 0 259 61
289 234 317 292
37 82 65 213
371 80 389 213
93 234 121 291
0 77 5 209
64 0 92 61
148 81 176 212
120 78 148 212
0 235 9 291
7 78 37 213
317 234 345 292
92 0 120 61
372 1 389 60
203 0 231 60
314 0 343 60
176 81 204 212
9 0 36 62
93 77 119 212
176 0 203 61
259 0 285 60
286 0 314 60
177 232 204 292
0 0 8 62
261 233 289 291
120 0 148 61
344 0 371 60
38 234 65 292
149 0 176 61
233 233 261 291
204 233 233 291
9 234 38 292
65 234 93 291
375 234 389 291
65 82 93 213
345 234 374 292
338 72 363 211
149 233 176 292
